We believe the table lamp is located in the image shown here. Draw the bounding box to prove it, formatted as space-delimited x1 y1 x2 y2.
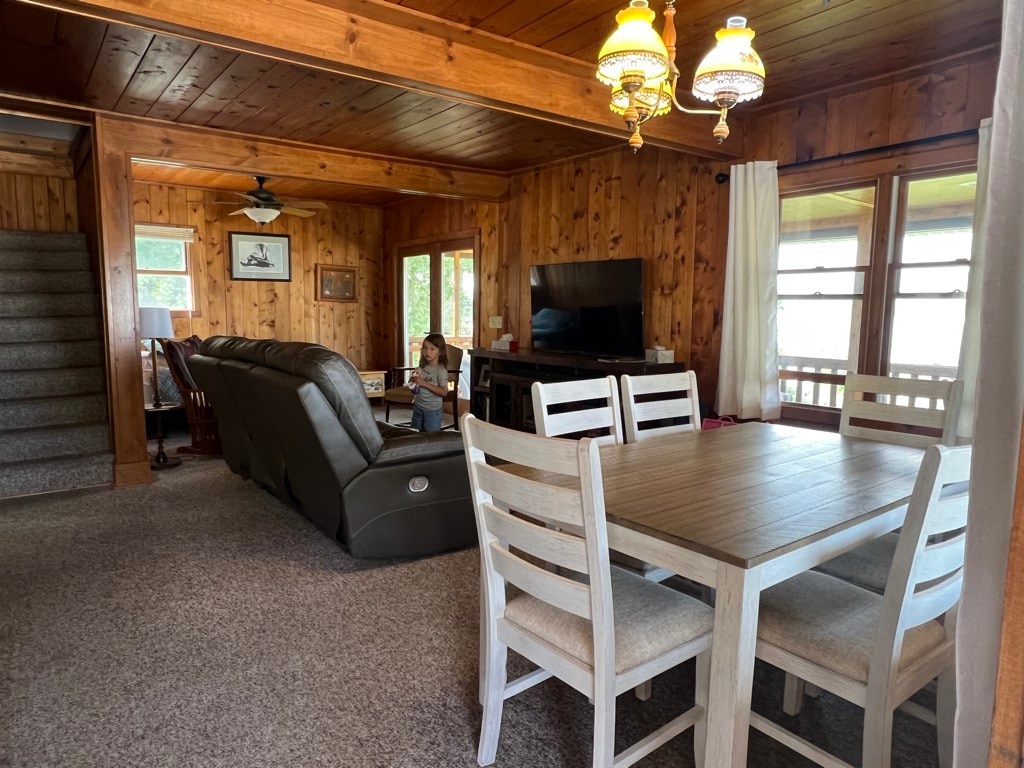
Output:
139 307 174 409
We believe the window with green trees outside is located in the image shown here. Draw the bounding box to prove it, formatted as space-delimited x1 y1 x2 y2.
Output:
134 225 196 314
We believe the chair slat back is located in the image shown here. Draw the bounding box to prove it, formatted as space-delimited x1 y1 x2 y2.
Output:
531 376 623 445
877 445 972 645
621 371 701 443
839 373 963 448
463 414 614 636
490 535 593 618
473 461 583 530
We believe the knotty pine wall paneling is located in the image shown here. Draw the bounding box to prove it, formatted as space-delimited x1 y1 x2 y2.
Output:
132 182 384 369
381 196 506 365
505 148 730 401
0 171 78 232
744 54 998 164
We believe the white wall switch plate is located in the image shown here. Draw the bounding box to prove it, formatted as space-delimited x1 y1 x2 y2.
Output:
489 315 503 328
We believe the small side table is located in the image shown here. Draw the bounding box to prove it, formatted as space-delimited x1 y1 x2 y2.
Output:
145 401 183 470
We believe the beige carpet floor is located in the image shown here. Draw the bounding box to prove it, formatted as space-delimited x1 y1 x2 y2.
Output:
0 424 941 767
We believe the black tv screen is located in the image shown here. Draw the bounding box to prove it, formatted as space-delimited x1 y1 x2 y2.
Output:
530 258 644 358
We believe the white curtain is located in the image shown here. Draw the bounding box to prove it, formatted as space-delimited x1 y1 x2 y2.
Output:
955 118 991 440
716 160 781 421
955 0 1024 762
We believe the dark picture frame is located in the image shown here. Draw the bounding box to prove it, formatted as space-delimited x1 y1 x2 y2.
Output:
229 232 291 281
316 264 357 303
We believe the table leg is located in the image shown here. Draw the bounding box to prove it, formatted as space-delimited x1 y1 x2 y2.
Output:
703 562 761 768
149 410 182 470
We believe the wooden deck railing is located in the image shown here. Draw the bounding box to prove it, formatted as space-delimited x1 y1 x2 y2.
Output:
404 335 474 366
779 355 958 408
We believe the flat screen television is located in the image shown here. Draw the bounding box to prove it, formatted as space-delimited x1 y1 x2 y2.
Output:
530 258 644 358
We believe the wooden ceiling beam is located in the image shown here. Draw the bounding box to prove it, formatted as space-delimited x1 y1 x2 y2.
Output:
97 115 510 201
34 0 741 159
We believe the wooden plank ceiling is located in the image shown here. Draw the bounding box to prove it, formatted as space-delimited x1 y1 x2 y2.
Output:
0 0 1002 205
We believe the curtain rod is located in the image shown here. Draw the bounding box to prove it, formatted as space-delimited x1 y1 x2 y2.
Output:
776 129 979 172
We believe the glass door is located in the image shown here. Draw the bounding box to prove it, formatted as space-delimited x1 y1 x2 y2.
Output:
398 238 476 370
400 250 432 367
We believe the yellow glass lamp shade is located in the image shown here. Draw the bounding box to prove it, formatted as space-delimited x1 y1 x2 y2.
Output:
610 79 673 119
596 0 670 89
692 16 765 108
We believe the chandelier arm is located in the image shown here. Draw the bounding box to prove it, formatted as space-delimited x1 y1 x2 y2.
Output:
666 72 721 116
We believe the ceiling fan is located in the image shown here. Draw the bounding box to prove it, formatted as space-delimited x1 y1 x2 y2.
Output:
213 176 329 225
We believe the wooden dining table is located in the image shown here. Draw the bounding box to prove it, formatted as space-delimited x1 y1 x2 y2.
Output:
520 421 926 767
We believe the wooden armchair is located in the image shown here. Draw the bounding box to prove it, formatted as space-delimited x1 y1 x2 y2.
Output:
383 343 464 431
161 336 222 455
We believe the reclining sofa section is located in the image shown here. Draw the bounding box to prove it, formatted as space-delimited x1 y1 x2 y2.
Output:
187 336 476 559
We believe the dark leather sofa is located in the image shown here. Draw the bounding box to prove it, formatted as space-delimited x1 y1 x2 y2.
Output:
187 336 476 558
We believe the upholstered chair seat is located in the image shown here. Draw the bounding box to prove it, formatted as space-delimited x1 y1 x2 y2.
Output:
758 570 946 683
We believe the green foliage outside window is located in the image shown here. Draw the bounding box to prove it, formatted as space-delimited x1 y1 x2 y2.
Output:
135 236 192 311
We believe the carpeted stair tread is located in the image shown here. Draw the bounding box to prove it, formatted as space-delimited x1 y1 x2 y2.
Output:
0 367 106 399
0 451 112 498
0 293 100 318
0 392 107 430
0 271 95 293
0 422 110 463
0 340 104 370
0 316 101 342
0 230 86 251
0 250 91 271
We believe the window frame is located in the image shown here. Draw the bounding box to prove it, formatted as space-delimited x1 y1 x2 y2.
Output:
394 232 479 366
133 223 200 319
776 150 977 424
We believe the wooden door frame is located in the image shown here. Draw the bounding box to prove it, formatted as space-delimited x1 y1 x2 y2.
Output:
393 231 479 365
989 411 1024 766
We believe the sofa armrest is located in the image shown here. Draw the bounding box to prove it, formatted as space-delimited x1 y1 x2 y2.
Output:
372 423 465 465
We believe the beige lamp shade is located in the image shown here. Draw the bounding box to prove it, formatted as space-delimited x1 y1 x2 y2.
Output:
596 0 670 87
139 306 174 339
692 16 766 106
243 207 280 224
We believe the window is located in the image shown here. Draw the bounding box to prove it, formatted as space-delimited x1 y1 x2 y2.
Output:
777 168 976 418
398 237 476 366
134 224 197 316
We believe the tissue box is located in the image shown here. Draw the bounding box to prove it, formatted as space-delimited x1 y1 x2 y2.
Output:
645 348 675 364
491 339 519 352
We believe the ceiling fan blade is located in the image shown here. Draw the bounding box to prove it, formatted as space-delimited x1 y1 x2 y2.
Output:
228 208 249 216
279 206 318 218
279 200 330 209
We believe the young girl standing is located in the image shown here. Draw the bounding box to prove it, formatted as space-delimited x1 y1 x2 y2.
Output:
409 332 450 432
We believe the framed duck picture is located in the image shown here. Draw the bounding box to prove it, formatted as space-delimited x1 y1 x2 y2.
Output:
229 232 291 282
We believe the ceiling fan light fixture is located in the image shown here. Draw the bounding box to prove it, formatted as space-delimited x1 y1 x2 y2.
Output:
244 207 281 225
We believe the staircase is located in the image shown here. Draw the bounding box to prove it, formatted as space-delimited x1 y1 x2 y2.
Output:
0 230 113 498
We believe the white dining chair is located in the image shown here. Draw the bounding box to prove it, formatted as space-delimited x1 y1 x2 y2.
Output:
530 376 623 445
815 374 964 594
461 414 714 768
620 371 701 444
532 376 671 586
752 443 971 768
838 373 963 448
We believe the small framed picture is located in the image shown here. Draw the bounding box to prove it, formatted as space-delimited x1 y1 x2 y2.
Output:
478 364 491 388
316 264 357 303
358 370 386 398
229 232 291 281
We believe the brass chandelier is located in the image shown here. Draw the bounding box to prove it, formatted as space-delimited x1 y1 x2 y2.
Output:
596 0 766 151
